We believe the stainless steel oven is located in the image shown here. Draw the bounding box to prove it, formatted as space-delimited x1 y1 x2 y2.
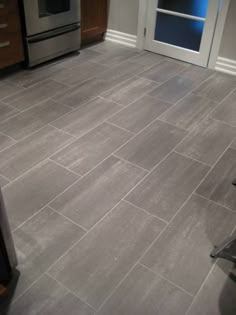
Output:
22 0 81 67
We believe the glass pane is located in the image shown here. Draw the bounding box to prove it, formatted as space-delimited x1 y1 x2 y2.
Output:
154 12 204 51
38 0 70 17
158 0 209 18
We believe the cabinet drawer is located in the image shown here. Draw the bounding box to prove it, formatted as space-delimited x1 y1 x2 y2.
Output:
0 33 24 69
0 14 21 34
0 0 17 17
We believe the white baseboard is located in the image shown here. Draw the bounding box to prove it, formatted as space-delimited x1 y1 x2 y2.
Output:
215 57 236 76
105 29 137 48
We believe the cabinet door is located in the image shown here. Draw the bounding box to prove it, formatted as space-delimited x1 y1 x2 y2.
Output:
81 0 107 44
0 0 24 69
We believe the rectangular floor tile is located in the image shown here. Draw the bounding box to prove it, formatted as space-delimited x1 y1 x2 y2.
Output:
161 93 218 131
193 73 236 102
150 66 213 104
52 61 108 86
0 81 24 100
126 152 209 222
51 122 132 175
0 175 9 188
187 260 236 315
149 75 195 104
12 207 85 300
3 80 68 111
115 120 186 170
97 61 147 86
210 91 236 126
196 148 236 211
175 118 236 166
7 274 94 315
3 160 79 230
53 77 116 108
51 97 122 138
0 99 72 141
108 95 172 133
130 51 165 67
0 125 74 180
0 102 19 123
0 133 16 152
139 59 188 83
50 156 147 229
180 65 213 86
91 46 141 67
141 194 236 295
98 264 192 315
48 201 165 309
102 76 159 106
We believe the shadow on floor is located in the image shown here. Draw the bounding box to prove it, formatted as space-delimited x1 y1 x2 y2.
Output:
219 262 236 315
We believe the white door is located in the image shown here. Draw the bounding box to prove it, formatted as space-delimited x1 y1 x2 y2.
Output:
144 0 220 67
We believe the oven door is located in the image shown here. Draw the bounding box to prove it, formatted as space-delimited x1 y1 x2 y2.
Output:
23 0 80 36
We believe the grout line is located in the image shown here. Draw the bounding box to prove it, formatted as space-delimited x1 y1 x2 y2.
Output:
157 117 187 131
205 87 236 120
47 123 78 139
172 150 212 168
46 274 96 312
0 139 17 155
104 121 136 135
48 158 81 178
139 262 194 298
1 79 70 114
12 206 47 234
112 154 149 173
123 199 168 225
0 173 10 182
0 131 17 143
0 95 75 127
193 192 236 214
47 206 88 232
210 116 236 130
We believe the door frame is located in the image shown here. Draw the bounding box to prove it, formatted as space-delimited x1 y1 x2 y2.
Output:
137 0 231 69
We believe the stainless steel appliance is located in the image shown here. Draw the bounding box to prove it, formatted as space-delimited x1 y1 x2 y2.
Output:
0 188 17 286
22 0 81 67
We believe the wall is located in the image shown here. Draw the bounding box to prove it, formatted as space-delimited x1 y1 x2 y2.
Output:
107 0 139 35
219 0 236 60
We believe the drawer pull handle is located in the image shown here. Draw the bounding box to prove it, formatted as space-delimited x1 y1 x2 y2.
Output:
0 4 5 9
0 41 10 48
0 23 7 29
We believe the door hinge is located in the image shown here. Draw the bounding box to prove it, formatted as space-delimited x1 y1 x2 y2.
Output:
144 28 146 37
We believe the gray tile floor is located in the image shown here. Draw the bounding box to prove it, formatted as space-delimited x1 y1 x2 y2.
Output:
0 41 236 314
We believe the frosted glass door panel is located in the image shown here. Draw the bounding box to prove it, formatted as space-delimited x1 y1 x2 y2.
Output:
155 13 204 51
157 0 210 18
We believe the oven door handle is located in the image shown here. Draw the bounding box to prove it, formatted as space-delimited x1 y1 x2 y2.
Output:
28 24 80 44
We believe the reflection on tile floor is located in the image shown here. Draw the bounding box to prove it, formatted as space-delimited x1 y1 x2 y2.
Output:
0 41 236 315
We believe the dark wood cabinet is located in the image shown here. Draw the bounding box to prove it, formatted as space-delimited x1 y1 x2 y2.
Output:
0 0 24 70
81 0 107 45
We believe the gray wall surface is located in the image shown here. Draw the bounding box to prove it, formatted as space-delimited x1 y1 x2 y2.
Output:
107 0 139 35
219 0 236 60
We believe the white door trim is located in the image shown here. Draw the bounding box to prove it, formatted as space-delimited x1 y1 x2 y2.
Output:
137 0 148 49
208 0 231 68
137 0 230 68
